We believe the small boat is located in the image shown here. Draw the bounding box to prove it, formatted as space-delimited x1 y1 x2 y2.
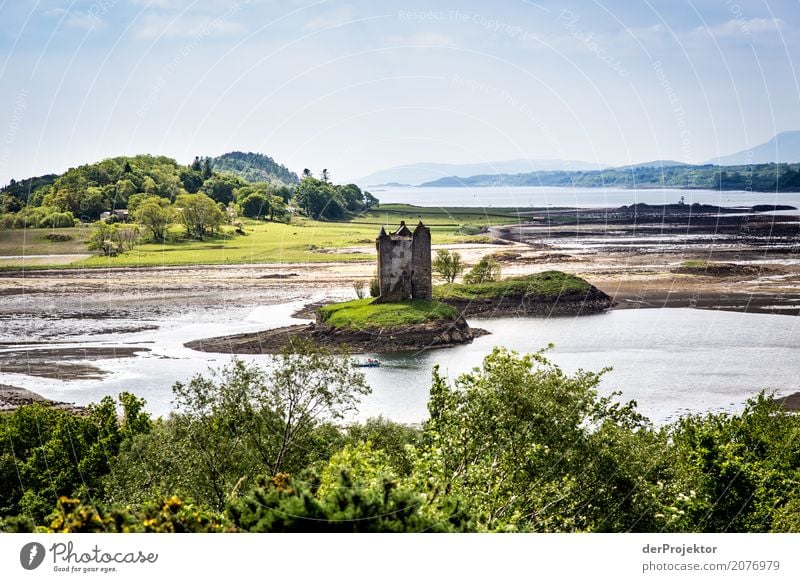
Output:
356 358 381 368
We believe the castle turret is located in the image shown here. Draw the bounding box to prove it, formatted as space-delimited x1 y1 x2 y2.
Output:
411 221 432 300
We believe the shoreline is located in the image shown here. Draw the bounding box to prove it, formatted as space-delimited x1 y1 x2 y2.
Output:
0 384 86 414
185 316 489 355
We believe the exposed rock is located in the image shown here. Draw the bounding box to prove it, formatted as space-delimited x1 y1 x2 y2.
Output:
672 262 781 278
441 286 614 318
185 316 486 355
0 384 86 414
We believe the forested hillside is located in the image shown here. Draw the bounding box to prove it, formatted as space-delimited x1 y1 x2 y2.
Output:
421 163 800 192
211 151 299 186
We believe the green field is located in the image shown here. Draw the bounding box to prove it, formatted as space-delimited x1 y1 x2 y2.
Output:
0 227 91 256
434 271 591 300
319 298 458 329
0 204 530 269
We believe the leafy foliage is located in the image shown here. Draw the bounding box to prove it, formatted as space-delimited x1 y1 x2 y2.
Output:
133 196 174 241
435 271 591 300
227 472 470 532
463 256 501 284
3 347 800 533
175 193 225 239
294 177 377 220
432 249 464 283
211 151 299 186
0 394 151 522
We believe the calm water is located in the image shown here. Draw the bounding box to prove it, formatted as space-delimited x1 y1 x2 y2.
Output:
3 298 798 426
371 185 800 211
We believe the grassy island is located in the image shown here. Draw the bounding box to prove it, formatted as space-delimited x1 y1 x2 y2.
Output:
434 271 591 300
318 298 458 329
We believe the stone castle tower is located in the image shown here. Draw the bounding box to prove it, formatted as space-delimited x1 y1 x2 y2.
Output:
375 221 432 302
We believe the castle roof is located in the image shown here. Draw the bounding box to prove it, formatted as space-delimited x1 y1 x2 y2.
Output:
394 221 412 237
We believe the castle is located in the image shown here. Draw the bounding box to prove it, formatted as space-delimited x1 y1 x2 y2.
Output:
375 221 432 302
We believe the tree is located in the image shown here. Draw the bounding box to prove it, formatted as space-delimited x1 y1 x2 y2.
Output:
464 256 501 283
167 343 370 508
0 393 150 522
302 168 312 178
416 347 652 532
114 179 138 207
134 197 173 242
115 225 140 251
179 167 204 193
262 341 371 473
432 249 464 283
87 222 122 256
268 195 289 222
175 193 225 239
666 393 800 533
227 472 470 532
364 190 379 209
201 175 243 205
293 177 345 220
321 168 330 183
202 157 212 179
239 193 268 219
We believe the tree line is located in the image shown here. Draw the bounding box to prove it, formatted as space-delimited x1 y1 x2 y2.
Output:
0 155 378 231
2 343 799 533
422 163 800 192
0 156 380 259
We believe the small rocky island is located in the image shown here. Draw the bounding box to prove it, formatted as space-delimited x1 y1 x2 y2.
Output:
186 222 612 355
436 270 613 317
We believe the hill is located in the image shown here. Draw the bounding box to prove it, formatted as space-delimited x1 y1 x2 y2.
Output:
419 162 800 192
712 131 800 165
211 152 299 186
356 159 602 187
615 160 689 170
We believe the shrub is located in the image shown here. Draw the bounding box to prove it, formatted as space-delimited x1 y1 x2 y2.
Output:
38 211 76 228
369 274 380 297
432 249 464 283
463 257 501 283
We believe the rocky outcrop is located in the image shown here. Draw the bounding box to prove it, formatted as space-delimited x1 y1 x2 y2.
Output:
185 316 487 355
441 286 614 318
0 385 86 414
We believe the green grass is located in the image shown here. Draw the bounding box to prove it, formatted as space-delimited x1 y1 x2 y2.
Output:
434 271 591 300
0 203 530 269
319 298 458 329
357 203 537 226
0 227 91 256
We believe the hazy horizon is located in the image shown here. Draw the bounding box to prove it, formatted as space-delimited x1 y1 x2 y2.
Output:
1 0 799 185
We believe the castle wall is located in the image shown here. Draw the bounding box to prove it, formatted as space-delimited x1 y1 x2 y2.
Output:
378 237 413 300
411 224 432 300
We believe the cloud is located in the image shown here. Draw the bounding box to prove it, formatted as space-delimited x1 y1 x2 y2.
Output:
694 17 784 39
135 12 246 40
42 8 66 17
66 12 104 30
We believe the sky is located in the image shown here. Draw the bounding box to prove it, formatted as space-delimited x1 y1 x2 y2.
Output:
0 0 799 184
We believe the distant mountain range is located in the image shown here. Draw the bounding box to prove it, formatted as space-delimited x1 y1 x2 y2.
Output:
355 159 603 187
710 131 800 165
211 151 299 186
358 132 800 189
418 162 800 191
